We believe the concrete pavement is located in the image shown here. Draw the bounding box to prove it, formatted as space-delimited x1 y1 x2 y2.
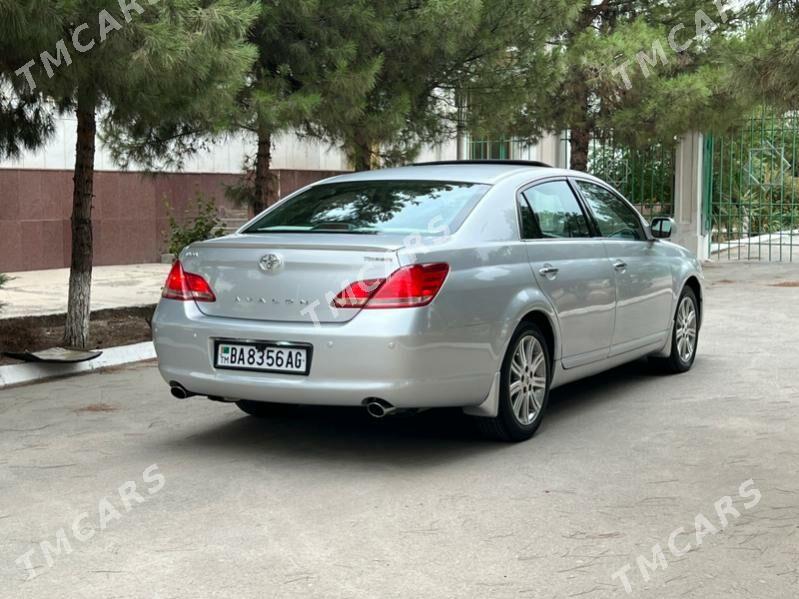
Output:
0 263 170 319
1 261 799 598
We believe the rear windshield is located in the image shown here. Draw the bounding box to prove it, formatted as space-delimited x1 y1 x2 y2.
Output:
244 180 489 236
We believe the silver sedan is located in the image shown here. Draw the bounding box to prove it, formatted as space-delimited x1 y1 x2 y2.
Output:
152 160 703 441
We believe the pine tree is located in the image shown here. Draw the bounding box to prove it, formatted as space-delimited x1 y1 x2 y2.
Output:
108 0 382 214
506 0 758 170
4 0 257 348
237 0 381 211
311 0 577 170
0 4 57 159
730 2 799 108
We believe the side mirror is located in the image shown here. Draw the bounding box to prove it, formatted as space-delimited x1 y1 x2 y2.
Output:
650 217 677 240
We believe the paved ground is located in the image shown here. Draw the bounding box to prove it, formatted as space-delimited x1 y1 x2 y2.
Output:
0 263 170 319
1 262 798 598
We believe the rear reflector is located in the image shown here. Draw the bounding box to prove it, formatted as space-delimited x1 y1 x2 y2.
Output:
162 261 216 302
332 263 449 310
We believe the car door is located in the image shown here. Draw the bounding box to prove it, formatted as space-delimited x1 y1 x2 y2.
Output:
518 179 616 369
573 179 673 355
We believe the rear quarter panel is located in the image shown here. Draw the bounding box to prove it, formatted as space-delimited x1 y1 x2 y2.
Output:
396 176 563 374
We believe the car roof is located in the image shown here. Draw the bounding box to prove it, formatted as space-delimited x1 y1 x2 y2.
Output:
321 161 570 185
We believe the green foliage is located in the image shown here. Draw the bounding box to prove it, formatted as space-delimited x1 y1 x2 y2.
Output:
308 0 577 170
164 195 226 257
234 0 382 207
246 0 381 137
588 139 675 218
110 0 381 210
729 4 799 110
0 93 54 160
708 111 799 243
0 3 59 159
488 0 760 169
3 1 258 144
97 1 259 169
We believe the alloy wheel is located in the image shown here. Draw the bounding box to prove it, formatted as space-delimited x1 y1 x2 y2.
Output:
675 296 697 363
509 335 548 425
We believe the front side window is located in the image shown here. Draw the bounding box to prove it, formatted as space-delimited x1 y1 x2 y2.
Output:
576 181 646 241
245 180 490 236
521 181 591 239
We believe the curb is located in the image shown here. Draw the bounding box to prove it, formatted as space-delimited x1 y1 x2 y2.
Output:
0 342 156 389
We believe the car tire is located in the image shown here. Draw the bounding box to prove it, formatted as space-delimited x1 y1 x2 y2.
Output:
475 322 551 442
236 400 296 418
652 286 699 374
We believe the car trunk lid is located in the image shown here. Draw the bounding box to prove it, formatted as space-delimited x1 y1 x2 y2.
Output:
180 234 405 323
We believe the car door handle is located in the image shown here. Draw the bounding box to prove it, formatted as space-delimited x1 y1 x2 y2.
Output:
539 265 559 277
613 260 627 271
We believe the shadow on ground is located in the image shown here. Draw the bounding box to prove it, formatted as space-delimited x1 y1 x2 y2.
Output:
157 358 669 468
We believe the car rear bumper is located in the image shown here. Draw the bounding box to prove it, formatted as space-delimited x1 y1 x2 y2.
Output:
152 300 498 409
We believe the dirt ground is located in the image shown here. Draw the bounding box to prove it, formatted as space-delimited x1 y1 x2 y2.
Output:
0 306 154 365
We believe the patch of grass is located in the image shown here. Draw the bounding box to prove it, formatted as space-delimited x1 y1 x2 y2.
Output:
770 281 799 288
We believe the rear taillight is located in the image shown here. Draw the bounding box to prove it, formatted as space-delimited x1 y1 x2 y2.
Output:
332 263 449 310
162 261 216 302
331 278 386 308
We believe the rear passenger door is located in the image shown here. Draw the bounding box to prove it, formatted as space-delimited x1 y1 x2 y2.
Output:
518 179 616 369
573 179 673 355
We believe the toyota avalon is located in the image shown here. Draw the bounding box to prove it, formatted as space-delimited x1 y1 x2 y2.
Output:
152 160 703 441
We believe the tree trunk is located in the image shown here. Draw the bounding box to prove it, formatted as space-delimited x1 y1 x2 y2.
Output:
251 128 275 215
455 87 466 160
351 132 375 171
64 101 96 349
569 126 590 172
569 75 591 172
352 151 372 171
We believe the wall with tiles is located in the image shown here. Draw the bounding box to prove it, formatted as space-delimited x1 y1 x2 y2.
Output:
0 169 341 272
0 112 457 272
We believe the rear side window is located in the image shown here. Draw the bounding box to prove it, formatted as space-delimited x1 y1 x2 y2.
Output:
521 181 591 239
245 180 490 236
576 181 645 241
518 197 541 239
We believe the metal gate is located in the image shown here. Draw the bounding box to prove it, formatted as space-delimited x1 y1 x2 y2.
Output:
705 111 799 261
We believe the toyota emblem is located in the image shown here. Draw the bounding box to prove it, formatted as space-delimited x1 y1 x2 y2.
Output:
259 253 284 273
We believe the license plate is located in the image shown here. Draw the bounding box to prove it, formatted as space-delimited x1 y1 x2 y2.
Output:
214 341 311 375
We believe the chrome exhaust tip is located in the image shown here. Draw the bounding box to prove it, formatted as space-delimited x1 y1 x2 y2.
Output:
169 383 195 400
365 399 397 419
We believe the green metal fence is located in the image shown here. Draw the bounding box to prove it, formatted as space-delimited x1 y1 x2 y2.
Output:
705 110 799 261
469 139 512 160
583 136 675 221
470 135 676 220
